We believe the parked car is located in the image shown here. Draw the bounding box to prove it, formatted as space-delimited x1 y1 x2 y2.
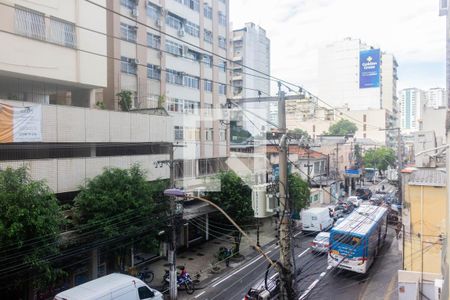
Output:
301 207 334 232
243 273 279 300
355 188 372 200
311 232 330 254
347 196 362 207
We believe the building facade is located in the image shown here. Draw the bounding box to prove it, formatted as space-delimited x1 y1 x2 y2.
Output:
231 22 270 135
425 87 446 108
317 38 399 129
399 88 425 133
104 0 230 190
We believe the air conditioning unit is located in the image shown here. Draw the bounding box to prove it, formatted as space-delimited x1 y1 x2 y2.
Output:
155 19 162 27
131 8 139 17
177 29 185 37
132 58 140 65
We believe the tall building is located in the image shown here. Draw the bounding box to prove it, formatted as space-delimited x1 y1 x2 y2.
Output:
425 87 446 108
399 88 425 133
104 0 230 190
231 22 270 135
318 38 398 130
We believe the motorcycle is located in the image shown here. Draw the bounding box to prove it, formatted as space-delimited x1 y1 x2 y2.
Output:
162 268 195 294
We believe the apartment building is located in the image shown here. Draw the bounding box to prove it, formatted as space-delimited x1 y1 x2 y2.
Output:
0 0 172 196
425 87 446 108
231 22 270 135
104 0 230 190
399 88 425 134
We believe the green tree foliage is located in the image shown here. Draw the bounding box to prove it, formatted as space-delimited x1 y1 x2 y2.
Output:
0 167 65 295
288 173 310 214
363 147 396 171
287 128 310 141
206 171 253 254
73 165 167 270
116 90 133 111
354 144 363 168
325 119 358 136
230 121 253 143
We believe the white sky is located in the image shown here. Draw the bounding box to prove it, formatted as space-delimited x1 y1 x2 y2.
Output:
230 0 446 95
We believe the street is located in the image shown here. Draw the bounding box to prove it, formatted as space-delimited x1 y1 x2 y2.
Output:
184 228 400 300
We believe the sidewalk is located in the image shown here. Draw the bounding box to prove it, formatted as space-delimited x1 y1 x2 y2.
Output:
143 218 278 295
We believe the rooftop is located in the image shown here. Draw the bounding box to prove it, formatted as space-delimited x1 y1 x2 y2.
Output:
408 168 446 187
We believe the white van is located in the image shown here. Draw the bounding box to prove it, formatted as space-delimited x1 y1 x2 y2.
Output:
54 273 163 300
301 207 334 232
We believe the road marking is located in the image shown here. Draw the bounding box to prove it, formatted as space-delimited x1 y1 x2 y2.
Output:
294 231 302 237
270 273 278 280
298 266 331 299
298 248 309 258
194 291 206 298
211 249 272 287
327 265 332 270
319 272 326 277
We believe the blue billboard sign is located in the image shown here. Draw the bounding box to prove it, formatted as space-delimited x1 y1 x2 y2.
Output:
359 49 381 89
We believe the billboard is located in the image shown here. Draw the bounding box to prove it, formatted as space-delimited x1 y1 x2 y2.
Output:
0 103 42 143
359 49 381 89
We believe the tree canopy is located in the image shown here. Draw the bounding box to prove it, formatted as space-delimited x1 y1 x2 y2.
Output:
363 147 396 171
0 167 65 295
325 119 358 136
287 128 310 141
206 171 253 254
288 173 311 213
73 165 168 270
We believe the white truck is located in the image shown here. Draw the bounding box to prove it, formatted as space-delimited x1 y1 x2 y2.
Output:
54 273 163 300
300 207 334 232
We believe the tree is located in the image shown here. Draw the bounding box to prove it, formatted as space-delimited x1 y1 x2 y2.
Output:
363 147 396 171
325 119 358 136
0 167 65 297
354 144 363 168
288 173 310 215
287 128 310 141
73 165 167 271
206 171 253 255
116 90 133 111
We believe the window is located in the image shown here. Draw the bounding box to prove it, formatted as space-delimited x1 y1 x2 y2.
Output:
202 54 212 67
147 2 160 19
166 69 183 85
363 124 367 131
219 83 226 95
185 21 199 37
183 75 200 89
314 162 320 173
205 128 213 141
138 286 154 300
312 216 318 220
218 60 227 72
185 49 200 61
15 6 45 40
204 80 213 92
184 100 199 114
332 234 361 246
183 0 199 11
166 14 183 30
147 32 160 49
168 98 183 112
220 129 226 141
218 36 227 49
120 23 137 42
204 5 212 19
121 0 137 9
218 11 227 26
147 64 161 80
49 18 76 48
165 40 183 56
204 29 213 44
363 114 367 122
204 103 213 116
121 56 137 75
174 126 184 140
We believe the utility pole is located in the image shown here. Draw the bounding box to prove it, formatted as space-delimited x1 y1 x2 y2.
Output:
397 128 402 204
169 145 177 300
277 81 295 299
306 144 311 186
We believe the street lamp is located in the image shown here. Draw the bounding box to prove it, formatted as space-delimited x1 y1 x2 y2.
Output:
163 188 278 269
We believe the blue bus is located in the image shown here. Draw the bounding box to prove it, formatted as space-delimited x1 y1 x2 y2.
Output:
328 205 388 273
364 168 377 182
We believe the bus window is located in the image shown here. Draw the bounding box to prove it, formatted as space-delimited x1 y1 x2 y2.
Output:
333 234 361 246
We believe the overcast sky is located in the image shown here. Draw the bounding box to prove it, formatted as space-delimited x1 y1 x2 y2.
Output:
230 0 446 95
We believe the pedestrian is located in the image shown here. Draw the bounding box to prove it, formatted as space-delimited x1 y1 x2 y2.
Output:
395 222 402 239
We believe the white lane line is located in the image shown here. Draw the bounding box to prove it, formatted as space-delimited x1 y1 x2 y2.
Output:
211 249 272 287
294 231 302 237
298 248 310 258
194 291 206 298
327 265 332 270
270 273 278 280
298 266 331 300
319 272 326 277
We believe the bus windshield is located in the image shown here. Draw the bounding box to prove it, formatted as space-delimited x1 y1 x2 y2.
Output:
332 233 361 246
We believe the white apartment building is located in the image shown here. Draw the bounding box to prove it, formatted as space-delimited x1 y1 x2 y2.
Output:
0 0 173 196
231 22 270 135
104 0 230 190
318 38 399 129
425 87 446 108
399 88 425 133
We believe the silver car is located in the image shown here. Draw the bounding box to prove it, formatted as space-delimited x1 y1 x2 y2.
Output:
311 232 330 253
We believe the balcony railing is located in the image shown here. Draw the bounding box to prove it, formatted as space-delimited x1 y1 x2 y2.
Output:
15 6 77 48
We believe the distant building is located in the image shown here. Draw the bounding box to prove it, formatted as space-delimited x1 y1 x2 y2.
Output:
425 87 446 108
317 38 399 129
231 22 271 134
399 88 426 133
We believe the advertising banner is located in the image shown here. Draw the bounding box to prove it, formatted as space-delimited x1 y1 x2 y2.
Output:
0 103 42 143
359 49 381 89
